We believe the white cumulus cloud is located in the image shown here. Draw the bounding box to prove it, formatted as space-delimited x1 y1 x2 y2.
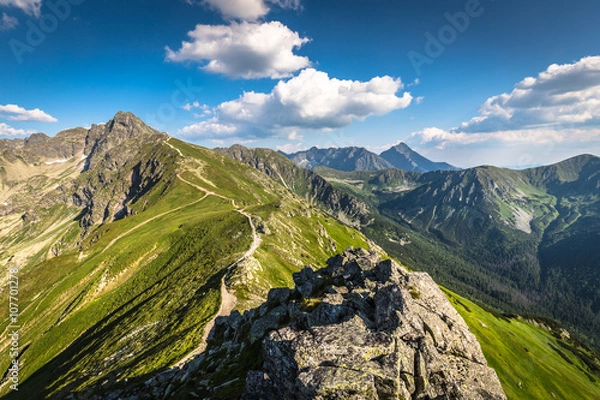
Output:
0 12 18 30
200 0 268 20
166 21 311 79
0 122 33 137
0 104 58 122
179 68 413 139
0 0 41 17
276 141 306 154
412 56 600 148
191 0 301 21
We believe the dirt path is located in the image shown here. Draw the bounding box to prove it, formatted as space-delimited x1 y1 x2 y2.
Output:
215 208 261 318
125 139 261 366
172 180 262 367
165 137 184 157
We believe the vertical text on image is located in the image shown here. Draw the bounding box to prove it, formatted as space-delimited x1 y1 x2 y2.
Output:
7 265 20 391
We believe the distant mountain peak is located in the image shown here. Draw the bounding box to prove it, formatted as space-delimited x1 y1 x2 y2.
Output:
392 142 412 152
284 143 458 173
380 142 459 173
101 111 162 139
114 110 136 119
23 132 50 143
286 146 394 171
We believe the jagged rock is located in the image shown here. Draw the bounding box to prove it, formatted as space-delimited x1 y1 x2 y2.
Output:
249 305 288 343
240 248 506 399
267 288 292 306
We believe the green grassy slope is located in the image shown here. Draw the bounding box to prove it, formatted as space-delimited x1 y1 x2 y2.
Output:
0 137 370 398
445 290 600 400
3 126 597 400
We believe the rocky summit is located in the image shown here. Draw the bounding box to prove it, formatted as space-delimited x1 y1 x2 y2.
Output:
240 248 506 399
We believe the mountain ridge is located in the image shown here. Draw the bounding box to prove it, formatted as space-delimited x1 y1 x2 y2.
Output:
216 144 371 226
0 112 374 398
285 146 394 171
284 142 458 173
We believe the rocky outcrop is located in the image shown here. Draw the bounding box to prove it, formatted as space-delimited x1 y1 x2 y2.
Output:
241 248 506 399
93 248 506 400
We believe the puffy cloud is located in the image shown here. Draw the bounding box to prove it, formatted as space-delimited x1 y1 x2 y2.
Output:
0 0 41 17
191 0 301 21
179 68 413 139
412 127 600 149
182 101 207 111
276 141 306 154
0 104 58 122
460 56 600 133
0 12 18 30
180 120 238 137
182 102 212 119
166 21 311 79
183 102 198 111
412 56 600 147
0 122 33 137
200 0 268 20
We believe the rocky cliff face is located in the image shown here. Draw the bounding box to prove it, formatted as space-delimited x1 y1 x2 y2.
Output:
95 248 506 400
0 112 176 243
72 112 174 231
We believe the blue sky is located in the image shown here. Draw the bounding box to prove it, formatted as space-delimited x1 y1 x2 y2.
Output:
1 0 599 168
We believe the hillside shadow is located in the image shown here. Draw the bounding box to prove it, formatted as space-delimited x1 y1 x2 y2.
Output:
0 270 224 400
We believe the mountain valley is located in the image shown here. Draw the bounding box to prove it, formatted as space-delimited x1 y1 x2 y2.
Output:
314 155 600 352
